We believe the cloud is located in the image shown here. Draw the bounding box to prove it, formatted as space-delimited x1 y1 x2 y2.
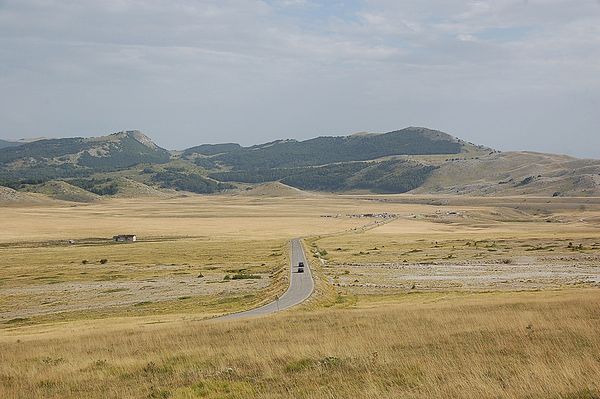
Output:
0 0 599 157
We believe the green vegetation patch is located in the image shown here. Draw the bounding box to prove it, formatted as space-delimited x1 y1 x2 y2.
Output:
151 168 233 194
210 160 437 193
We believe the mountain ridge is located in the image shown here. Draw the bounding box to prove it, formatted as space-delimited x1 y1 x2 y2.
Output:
0 139 21 149
0 127 598 200
183 127 480 171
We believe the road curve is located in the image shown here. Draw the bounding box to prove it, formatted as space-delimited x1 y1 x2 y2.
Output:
216 238 314 321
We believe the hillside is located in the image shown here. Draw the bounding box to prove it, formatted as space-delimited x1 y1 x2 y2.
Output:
192 127 488 194
0 185 47 204
182 143 242 156
0 130 170 188
210 159 438 193
0 139 21 149
237 182 314 198
21 180 101 202
110 177 173 198
184 127 481 170
1 127 598 199
0 126 480 198
0 130 169 169
414 151 600 197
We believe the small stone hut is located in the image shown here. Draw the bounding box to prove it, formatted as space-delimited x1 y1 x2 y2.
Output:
113 234 137 243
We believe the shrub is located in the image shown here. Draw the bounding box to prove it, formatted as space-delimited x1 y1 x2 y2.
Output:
285 358 316 373
231 273 261 280
319 356 342 369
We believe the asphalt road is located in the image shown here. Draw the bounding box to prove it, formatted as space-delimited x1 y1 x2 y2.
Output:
216 238 314 321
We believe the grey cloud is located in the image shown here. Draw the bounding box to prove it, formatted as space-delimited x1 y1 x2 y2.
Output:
0 0 599 157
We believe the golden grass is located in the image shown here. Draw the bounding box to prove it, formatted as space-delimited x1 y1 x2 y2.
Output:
0 238 286 286
0 289 598 398
0 238 289 324
2 194 600 397
0 195 371 242
317 231 600 264
3 194 600 323
311 201 600 292
0 195 373 325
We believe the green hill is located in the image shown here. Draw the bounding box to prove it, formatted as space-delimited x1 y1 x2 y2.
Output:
0 139 20 149
3 127 598 198
0 130 170 188
21 180 101 203
0 127 494 197
194 127 484 193
209 159 437 193
185 127 468 170
182 143 242 156
0 130 169 169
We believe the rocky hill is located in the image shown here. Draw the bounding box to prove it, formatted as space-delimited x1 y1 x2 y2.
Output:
414 151 600 197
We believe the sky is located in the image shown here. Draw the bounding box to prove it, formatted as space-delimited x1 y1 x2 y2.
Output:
0 0 599 157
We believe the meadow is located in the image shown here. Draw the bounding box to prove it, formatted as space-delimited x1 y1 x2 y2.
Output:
1 192 599 398
313 203 600 293
0 289 598 398
0 194 370 324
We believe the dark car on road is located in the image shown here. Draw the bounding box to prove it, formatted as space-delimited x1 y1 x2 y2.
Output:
297 261 304 273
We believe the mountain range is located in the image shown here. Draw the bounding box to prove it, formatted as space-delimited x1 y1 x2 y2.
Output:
0 127 598 202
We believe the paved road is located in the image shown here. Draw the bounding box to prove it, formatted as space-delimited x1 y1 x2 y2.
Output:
216 238 314 321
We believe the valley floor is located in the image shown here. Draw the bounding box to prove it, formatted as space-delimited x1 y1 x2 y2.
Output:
0 290 598 398
1 193 599 398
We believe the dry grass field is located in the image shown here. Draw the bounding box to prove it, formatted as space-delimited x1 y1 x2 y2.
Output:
313 196 600 293
0 289 598 398
1 192 600 398
0 194 372 325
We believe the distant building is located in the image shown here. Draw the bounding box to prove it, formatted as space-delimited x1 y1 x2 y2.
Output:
113 234 137 243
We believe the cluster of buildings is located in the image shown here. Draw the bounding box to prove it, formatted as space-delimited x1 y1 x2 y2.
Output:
320 213 397 219
347 213 397 219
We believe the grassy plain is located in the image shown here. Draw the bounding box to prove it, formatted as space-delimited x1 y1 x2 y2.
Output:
0 194 376 325
0 289 598 398
313 195 600 293
1 192 600 398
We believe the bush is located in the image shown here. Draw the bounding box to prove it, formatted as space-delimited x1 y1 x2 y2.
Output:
69 178 119 196
231 273 261 280
100 259 108 264
152 170 232 194
285 358 316 373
